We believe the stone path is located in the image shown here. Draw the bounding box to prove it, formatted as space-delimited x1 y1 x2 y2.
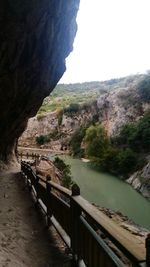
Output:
0 169 71 267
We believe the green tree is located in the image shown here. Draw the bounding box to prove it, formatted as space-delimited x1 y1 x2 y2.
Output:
116 123 137 147
114 148 138 176
36 135 50 145
53 157 73 189
56 108 63 127
117 112 150 152
84 124 109 161
70 127 87 156
64 103 80 114
137 75 150 103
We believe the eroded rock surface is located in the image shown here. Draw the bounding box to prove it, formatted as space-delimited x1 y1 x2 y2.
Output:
19 86 150 150
0 0 79 164
127 160 150 199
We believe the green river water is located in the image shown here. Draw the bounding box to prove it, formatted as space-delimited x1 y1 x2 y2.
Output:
60 155 150 230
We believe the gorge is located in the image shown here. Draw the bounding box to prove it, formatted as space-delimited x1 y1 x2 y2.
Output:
19 75 150 200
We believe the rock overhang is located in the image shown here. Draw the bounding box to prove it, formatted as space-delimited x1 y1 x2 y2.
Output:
0 0 80 163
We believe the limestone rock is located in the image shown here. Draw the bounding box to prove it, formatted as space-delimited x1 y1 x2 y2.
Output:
0 0 80 163
97 87 149 136
36 158 61 184
19 86 150 150
127 161 150 199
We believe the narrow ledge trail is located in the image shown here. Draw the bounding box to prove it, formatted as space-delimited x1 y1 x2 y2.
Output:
0 168 71 267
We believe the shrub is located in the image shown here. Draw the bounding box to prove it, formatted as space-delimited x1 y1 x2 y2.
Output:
37 114 46 120
64 103 80 114
36 135 50 145
100 147 119 171
56 108 64 126
114 148 138 177
137 75 150 103
53 157 73 188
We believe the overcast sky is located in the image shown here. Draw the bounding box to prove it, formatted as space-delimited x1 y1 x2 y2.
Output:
60 0 150 84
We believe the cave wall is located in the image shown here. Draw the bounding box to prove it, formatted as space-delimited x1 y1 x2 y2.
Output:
0 0 80 162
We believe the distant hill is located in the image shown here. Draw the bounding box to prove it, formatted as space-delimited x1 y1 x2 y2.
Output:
38 74 145 114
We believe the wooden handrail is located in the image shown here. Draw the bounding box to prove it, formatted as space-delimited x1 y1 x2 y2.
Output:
21 161 148 267
73 195 145 263
36 174 71 197
48 180 71 197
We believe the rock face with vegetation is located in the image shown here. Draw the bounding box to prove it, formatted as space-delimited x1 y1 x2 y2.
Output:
0 0 79 165
19 74 150 198
19 74 150 148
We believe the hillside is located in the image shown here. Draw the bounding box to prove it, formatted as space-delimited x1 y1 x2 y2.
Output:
38 74 145 114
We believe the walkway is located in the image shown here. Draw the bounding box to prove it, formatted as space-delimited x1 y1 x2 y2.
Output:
0 168 71 267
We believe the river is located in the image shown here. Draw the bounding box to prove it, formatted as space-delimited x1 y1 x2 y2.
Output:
59 155 150 230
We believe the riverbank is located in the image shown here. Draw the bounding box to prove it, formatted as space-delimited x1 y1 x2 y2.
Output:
61 155 150 230
17 148 150 229
95 206 148 237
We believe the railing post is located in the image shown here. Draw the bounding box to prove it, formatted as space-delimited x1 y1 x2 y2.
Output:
70 184 81 264
46 175 52 227
35 174 39 204
26 166 32 191
146 233 150 266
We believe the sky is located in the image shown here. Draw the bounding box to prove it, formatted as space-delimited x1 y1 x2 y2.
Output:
60 0 150 84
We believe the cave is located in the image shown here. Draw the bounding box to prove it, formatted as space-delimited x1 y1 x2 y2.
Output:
0 0 80 167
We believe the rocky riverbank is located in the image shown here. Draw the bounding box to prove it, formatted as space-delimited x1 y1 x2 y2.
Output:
127 161 150 200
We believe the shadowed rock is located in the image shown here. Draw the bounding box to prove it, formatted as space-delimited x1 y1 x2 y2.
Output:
0 0 79 164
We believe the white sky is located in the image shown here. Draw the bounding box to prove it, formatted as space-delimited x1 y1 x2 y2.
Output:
60 0 150 83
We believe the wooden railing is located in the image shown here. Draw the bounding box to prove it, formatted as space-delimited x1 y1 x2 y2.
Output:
19 152 41 161
21 161 149 267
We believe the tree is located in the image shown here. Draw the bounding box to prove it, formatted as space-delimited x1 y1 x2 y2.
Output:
69 127 86 156
36 135 50 145
84 124 109 161
56 108 63 126
137 75 150 103
116 123 137 147
114 148 138 176
64 103 80 114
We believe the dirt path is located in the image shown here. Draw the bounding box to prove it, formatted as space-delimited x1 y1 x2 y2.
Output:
0 168 71 267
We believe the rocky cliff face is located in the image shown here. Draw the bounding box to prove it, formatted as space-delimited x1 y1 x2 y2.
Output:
19 103 99 150
19 86 150 149
97 87 149 136
0 0 79 165
127 161 150 199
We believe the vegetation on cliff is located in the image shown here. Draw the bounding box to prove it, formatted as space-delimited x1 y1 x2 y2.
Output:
69 112 150 178
115 112 150 152
137 74 150 103
38 74 146 114
53 157 73 189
